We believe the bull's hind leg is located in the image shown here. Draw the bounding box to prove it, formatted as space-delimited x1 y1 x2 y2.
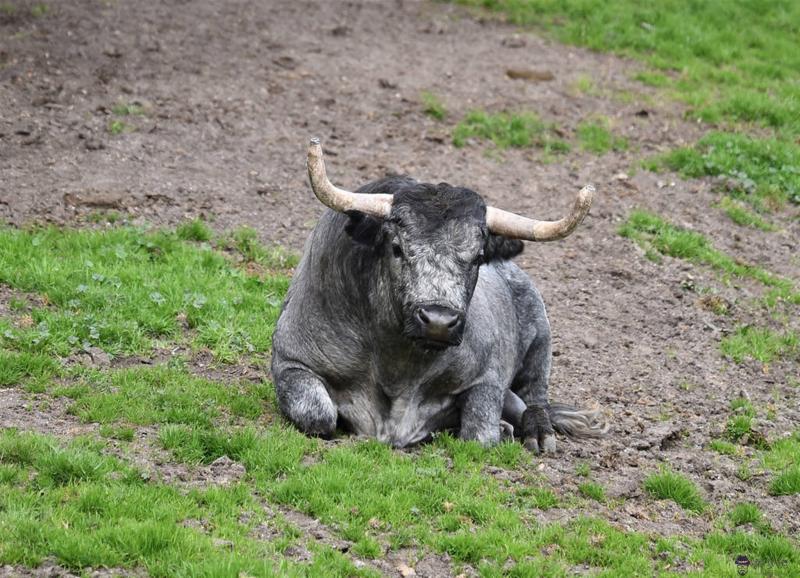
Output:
511 320 558 454
274 368 337 437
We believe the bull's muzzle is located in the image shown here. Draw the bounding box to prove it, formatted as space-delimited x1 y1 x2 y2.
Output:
413 304 464 347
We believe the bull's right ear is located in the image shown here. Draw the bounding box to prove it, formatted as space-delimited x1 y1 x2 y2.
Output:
344 211 384 246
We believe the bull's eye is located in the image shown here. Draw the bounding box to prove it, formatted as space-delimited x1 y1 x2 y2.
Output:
392 243 403 259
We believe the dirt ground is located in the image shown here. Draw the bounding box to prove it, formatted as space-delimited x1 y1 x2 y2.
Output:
2 0 799 572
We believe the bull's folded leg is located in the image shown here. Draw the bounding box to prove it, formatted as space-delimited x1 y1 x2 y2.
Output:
457 382 505 447
512 313 558 454
274 368 337 438
521 405 556 454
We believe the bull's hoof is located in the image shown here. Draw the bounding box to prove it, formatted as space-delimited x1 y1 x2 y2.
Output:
522 405 557 454
499 420 514 441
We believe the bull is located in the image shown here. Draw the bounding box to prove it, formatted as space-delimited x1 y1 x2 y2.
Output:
270 139 607 452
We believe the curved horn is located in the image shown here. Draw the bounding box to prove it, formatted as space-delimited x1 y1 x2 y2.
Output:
485 184 594 241
306 138 393 218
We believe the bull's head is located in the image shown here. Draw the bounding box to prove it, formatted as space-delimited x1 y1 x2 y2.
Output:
306 138 594 349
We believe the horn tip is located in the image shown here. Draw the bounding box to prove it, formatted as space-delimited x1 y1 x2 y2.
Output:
309 137 321 146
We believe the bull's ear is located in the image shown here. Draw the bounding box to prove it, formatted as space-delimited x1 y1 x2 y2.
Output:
345 211 384 246
484 234 524 262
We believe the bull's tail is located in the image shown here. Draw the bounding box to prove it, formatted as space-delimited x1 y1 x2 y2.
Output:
549 401 609 439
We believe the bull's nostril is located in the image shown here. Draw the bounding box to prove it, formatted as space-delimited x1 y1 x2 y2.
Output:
418 309 430 324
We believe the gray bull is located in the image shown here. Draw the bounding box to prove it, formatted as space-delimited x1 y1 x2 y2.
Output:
271 139 607 452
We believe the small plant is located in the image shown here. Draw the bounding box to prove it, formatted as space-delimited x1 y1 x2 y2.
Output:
709 439 737 455
576 118 628 154
728 502 763 527
99 424 135 442
643 468 706 513
647 132 800 207
111 102 145 116
721 326 799 364
107 119 128 135
578 481 605 502
575 462 590 477
718 197 776 231
453 110 569 153
176 219 213 242
770 466 800 496
421 91 446 121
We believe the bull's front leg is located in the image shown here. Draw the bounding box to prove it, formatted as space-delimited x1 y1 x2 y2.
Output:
458 381 505 446
274 367 337 438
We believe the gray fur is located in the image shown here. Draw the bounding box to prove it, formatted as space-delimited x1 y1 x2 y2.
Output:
271 181 608 452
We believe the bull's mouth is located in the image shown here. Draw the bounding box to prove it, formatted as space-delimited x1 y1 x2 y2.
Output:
414 336 461 351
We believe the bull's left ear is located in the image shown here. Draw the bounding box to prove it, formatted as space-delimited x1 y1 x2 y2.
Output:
484 234 524 262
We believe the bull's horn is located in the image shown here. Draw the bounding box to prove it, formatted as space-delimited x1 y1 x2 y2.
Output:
306 138 393 218
485 184 594 241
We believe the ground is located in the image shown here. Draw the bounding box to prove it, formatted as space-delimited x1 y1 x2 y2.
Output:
1 0 799 576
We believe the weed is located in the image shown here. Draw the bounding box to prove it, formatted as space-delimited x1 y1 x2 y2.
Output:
176 218 213 242
111 102 145 116
421 91 446 121
576 119 627 154
107 120 128 135
643 468 705 513
717 197 776 231
721 326 799 364
770 467 800 496
575 462 590 477
709 440 737 456
649 132 800 207
729 503 763 527
452 110 569 153
572 74 596 95
578 482 605 503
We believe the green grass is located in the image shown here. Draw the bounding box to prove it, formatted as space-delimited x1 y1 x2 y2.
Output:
450 1 800 137
176 219 213 242
718 197 776 232
452 110 569 153
762 432 800 496
0 431 368 577
420 91 447 121
577 482 605 503
619 210 800 307
648 132 800 208
2 223 799 576
643 469 706 513
0 225 292 362
107 120 128 135
709 439 738 456
576 119 627 154
728 503 763 528
111 103 145 117
721 326 799 364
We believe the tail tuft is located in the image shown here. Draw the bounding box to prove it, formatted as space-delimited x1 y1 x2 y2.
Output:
549 402 609 439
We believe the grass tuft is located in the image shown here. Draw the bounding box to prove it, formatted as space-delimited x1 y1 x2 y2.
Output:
176 219 213 242
576 119 627 154
721 326 799 364
421 91 447 121
643 469 706 513
649 132 800 208
453 110 569 153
